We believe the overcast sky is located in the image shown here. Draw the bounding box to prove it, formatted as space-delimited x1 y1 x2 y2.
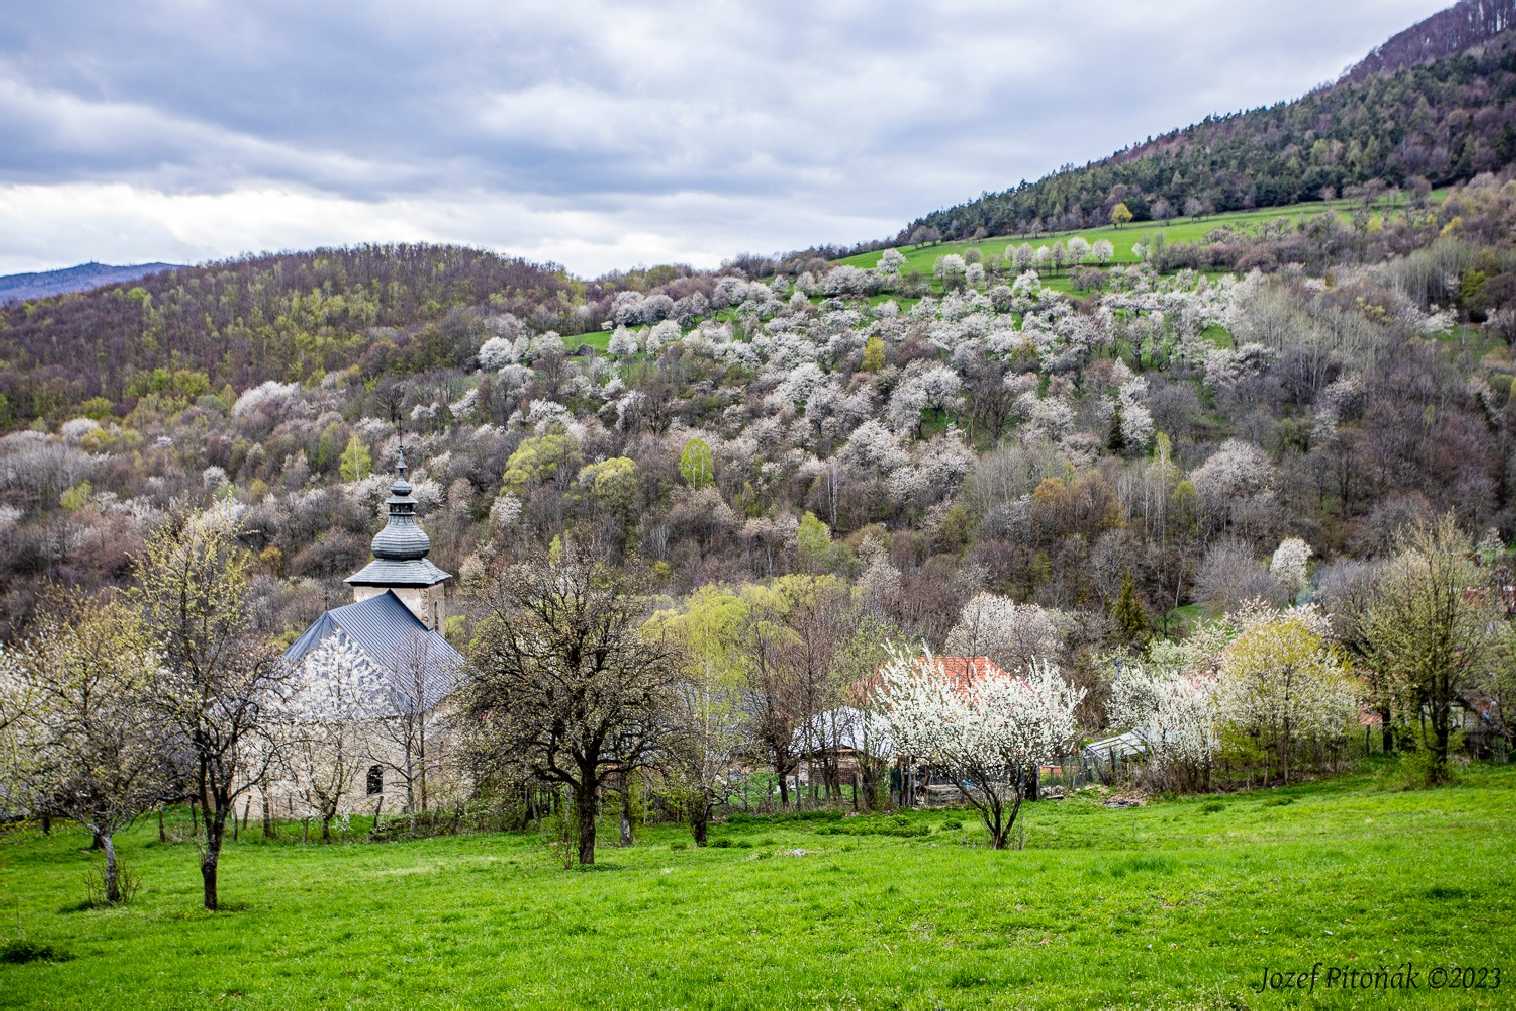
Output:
0 0 1449 277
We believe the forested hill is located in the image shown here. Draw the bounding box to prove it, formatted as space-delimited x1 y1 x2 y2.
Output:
0 244 588 419
902 12 1516 242
1342 0 1516 82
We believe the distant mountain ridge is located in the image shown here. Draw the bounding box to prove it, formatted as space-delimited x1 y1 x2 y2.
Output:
0 261 182 304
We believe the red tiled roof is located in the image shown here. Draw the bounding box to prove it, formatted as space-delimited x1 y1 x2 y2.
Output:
855 655 1017 701
923 655 1015 691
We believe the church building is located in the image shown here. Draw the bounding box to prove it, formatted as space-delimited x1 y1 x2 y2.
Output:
281 449 465 809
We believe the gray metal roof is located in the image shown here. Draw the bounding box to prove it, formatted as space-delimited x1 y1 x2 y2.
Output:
347 448 451 585
793 706 896 759
346 556 452 587
1084 728 1155 761
283 590 463 712
372 509 431 560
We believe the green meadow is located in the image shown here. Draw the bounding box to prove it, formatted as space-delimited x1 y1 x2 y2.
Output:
3 762 1512 1008
835 193 1444 279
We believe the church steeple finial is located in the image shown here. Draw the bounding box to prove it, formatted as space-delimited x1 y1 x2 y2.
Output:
345 440 453 628
368 445 428 562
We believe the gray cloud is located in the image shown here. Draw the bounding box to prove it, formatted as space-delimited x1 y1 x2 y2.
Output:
0 0 1449 275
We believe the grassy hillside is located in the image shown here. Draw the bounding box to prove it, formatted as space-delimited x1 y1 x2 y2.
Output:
839 194 1436 279
3 764 1513 1008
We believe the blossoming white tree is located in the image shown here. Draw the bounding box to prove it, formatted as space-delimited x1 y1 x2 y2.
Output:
607 326 640 357
945 592 1065 671
280 635 388 842
934 254 967 288
1107 656 1219 790
0 594 172 903
875 646 1083 848
877 248 907 275
1270 536 1313 600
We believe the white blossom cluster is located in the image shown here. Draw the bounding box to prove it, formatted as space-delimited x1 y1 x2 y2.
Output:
874 645 1084 809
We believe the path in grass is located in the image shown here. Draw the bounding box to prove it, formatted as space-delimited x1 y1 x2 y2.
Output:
2 763 1512 1008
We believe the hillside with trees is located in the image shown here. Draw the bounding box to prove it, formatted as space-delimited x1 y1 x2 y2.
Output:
1342 0 1516 82
0 245 590 421
4 4 1516 1004
901 8 1516 242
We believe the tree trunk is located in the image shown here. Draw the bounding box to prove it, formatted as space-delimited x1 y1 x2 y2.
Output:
987 800 1007 850
576 788 597 866
986 776 1027 850
158 807 166 844
618 777 634 848
262 790 273 840
201 828 223 910
776 769 789 809
101 833 120 904
321 816 332 843
1281 713 1292 785
691 799 710 846
1432 697 1451 782
418 734 428 814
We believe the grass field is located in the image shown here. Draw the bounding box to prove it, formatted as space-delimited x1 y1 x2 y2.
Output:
562 328 611 353
834 193 1443 279
3 762 1513 1008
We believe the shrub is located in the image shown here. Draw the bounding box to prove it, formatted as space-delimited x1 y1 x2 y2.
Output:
1 939 72 964
816 815 930 838
83 858 141 907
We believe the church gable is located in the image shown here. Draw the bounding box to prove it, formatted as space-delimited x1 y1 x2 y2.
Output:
284 591 463 712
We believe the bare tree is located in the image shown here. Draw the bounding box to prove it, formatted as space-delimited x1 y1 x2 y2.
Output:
460 545 678 865
777 577 852 803
737 598 803 808
133 508 289 909
369 632 447 816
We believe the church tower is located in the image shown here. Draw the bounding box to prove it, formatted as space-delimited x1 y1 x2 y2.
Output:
345 448 451 629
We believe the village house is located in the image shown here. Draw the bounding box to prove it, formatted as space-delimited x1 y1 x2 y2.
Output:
797 655 1020 807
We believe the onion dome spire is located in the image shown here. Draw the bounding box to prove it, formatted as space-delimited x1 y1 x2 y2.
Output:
369 445 430 562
